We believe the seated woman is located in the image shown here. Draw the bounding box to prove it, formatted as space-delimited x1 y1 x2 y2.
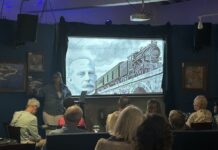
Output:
106 96 130 134
145 99 162 114
145 99 167 120
186 95 212 128
135 114 173 150
95 105 144 150
168 110 188 130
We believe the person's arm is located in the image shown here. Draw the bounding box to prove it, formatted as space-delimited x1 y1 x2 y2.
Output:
28 117 41 142
66 88 71 97
36 86 46 97
63 84 71 97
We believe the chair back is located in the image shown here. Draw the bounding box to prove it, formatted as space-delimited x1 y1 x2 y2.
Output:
172 130 218 150
7 125 21 143
46 132 110 150
191 122 212 130
0 143 35 150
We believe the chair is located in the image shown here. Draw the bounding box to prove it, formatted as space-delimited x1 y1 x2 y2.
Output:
46 132 110 150
0 143 35 150
6 125 21 143
191 122 212 130
172 130 218 150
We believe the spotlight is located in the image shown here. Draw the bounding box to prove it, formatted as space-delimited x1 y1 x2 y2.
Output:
197 13 218 30
105 19 112 25
130 0 152 22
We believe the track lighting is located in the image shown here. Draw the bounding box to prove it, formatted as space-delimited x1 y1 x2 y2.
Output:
197 13 218 30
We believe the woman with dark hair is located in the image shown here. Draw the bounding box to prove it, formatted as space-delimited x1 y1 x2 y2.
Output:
136 114 173 150
145 99 162 114
37 72 71 126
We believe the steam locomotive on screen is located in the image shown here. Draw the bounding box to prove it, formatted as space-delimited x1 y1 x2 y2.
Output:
96 41 162 93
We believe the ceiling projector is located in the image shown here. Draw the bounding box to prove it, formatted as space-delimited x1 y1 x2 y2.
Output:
130 13 151 22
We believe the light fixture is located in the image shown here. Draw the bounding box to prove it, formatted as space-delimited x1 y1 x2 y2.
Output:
130 12 151 22
197 17 203 30
197 13 218 30
130 0 152 22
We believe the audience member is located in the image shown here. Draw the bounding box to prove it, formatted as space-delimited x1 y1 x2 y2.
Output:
10 98 45 148
186 95 212 128
136 114 173 150
95 105 144 150
168 110 188 130
49 105 87 135
36 72 71 125
106 96 130 134
57 97 86 129
145 99 163 115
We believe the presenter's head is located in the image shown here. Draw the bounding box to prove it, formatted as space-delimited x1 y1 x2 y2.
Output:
52 72 63 85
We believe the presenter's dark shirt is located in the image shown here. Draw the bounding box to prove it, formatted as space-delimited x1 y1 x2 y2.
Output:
38 84 71 115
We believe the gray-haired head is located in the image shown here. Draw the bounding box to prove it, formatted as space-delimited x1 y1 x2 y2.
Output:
27 98 40 108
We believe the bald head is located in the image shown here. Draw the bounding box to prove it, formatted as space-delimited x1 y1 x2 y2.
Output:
64 105 83 125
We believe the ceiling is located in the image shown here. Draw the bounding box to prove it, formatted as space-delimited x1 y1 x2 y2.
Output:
0 0 191 24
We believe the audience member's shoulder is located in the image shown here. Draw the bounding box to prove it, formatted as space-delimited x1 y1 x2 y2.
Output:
14 111 22 115
111 111 120 117
48 129 63 136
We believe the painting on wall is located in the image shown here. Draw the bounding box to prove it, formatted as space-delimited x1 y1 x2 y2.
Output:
182 62 207 91
28 52 44 72
0 62 26 92
27 74 44 95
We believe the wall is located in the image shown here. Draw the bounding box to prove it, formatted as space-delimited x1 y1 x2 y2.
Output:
170 25 218 112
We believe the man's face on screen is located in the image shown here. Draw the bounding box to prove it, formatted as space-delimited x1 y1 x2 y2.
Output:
70 58 96 95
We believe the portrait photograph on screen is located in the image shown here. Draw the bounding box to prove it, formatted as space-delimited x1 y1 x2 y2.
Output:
66 37 165 96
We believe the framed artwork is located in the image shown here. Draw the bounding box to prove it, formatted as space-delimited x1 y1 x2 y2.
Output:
182 62 207 91
0 62 26 92
27 74 44 94
28 52 44 72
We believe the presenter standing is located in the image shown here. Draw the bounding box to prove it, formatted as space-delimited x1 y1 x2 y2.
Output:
37 72 71 125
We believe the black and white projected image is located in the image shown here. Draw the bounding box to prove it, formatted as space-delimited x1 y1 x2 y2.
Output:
66 37 165 96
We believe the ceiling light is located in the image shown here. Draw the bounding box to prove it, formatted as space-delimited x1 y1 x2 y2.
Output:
130 13 151 22
197 13 218 30
130 0 152 22
197 17 203 30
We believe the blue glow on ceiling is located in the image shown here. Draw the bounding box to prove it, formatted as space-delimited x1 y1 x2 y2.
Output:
37 0 43 5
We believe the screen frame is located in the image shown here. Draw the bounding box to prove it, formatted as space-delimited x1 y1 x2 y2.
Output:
58 22 169 97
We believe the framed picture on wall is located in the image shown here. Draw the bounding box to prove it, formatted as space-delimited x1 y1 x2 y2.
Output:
28 52 44 72
0 62 26 92
182 62 207 91
27 74 44 95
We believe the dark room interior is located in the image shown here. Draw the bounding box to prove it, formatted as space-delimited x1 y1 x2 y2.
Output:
0 0 218 149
